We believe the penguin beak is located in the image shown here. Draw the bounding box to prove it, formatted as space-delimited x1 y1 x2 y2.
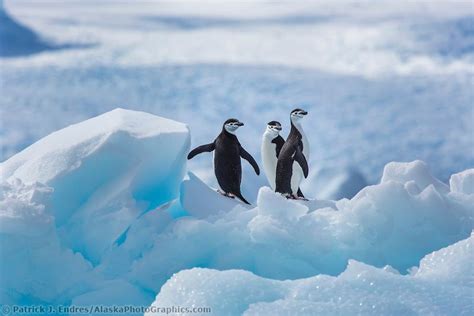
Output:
300 110 308 116
237 122 244 126
275 126 282 131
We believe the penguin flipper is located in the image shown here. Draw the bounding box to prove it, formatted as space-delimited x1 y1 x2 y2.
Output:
272 136 285 157
187 142 215 160
294 146 309 178
239 146 260 175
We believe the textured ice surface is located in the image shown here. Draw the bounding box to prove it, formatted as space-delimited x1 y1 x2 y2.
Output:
1 1 473 313
180 172 252 219
0 109 189 306
0 108 472 314
148 234 474 316
1 108 189 263
0 179 96 305
131 160 473 298
450 169 474 195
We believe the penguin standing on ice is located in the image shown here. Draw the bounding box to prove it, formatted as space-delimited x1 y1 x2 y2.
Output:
275 109 309 198
261 120 306 197
187 118 260 204
261 121 284 190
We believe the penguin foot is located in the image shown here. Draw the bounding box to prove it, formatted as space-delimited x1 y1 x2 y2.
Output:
295 196 309 201
217 189 235 199
282 193 294 199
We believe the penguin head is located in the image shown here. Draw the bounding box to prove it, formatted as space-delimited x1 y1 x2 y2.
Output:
290 108 308 123
223 118 244 134
265 121 282 138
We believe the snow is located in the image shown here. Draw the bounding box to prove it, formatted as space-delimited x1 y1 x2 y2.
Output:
0 179 53 236
1 0 473 189
0 109 189 306
1 0 473 313
0 109 472 313
180 172 251 219
0 178 96 306
450 169 474 195
148 234 474 316
1 108 189 263
130 160 472 297
381 160 449 193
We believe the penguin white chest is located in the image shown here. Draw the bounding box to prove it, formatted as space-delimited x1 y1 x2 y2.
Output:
294 122 310 160
261 139 278 190
291 162 304 194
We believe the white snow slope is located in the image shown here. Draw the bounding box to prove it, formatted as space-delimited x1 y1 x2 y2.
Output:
1 109 473 315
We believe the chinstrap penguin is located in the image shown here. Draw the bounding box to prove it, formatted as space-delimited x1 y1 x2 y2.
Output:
261 121 284 190
187 118 260 204
275 109 309 199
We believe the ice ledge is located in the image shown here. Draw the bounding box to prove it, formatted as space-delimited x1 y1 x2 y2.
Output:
0 108 189 184
0 108 190 263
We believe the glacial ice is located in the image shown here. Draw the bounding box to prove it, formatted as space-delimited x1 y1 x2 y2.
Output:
148 233 473 315
450 169 474 195
0 108 189 263
0 109 472 314
180 172 252 219
132 164 472 297
0 109 189 306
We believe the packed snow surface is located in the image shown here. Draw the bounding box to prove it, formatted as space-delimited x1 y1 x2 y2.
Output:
1 110 472 314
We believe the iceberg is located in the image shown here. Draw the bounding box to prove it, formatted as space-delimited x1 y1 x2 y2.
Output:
180 172 252 219
1 108 189 263
450 169 474 195
148 233 473 315
0 109 189 305
1 109 472 314
132 162 472 294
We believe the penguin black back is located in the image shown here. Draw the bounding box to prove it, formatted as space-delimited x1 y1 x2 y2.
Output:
272 135 285 157
275 111 309 195
214 122 243 197
187 118 260 205
267 120 285 158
